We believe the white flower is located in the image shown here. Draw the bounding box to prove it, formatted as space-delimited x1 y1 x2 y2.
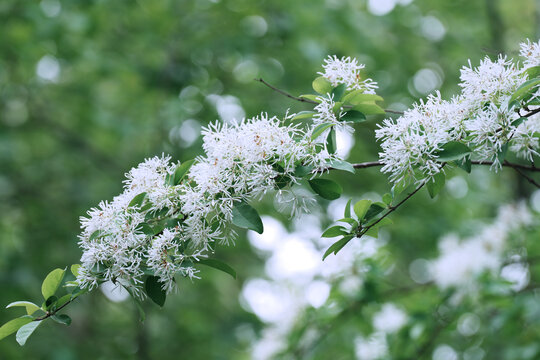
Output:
520 39 540 70
319 55 378 94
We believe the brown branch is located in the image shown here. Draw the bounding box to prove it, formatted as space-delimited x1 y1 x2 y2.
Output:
504 160 540 188
347 160 540 172
255 78 404 115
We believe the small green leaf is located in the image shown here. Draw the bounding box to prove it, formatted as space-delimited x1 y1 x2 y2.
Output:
198 258 237 279
337 218 357 226
509 78 540 104
6 302 40 316
16 321 41 346
342 91 383 105
526 65 540 79
512 117 527 127
44 296 58 311
322 235 354 260
353 200 372 221
128 192 147 208
311 123 334 140
312 76 333 95
436 141 472 162
364 203 386 221
364 218 393 238
427 172 446 198
294 164 314 178
71 264 81 278
145 276 167 307
232 202 264 234
344 199 352 218
299 94 320 102
51 314 71 326
453 156 472 173
329 159 355 173
56 294 72 309
321 226 348 238
340 110 366 123
41 268 65 300
326 127 336 154
290 111 316 121
382 193 392 206
497 143 509 164
0 317 33 341
308 179 342 200
172 159 195 185
331 84 347 101
353 103 386 115
426 172 446 199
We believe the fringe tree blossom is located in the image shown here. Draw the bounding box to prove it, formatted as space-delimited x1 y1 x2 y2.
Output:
77 114 341 295
318 55 378 94
376 41 540 185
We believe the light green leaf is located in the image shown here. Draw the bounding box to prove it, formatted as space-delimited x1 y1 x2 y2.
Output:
232 202 264 234
329 159 355 173
427 172 446 198
6 302 40 316
299 94 320 102
343 91 383 105
308 179 342 200
365 218 393 238
145 276 166 307
198 258 237 279
312 76 333 95
71 264 81 278
321 225 348 238
344 198 352 218
0 317 33 341
436 141 472 162
294 164 314 178
311 123 334 140
51 314 71 326
41 268 65 300
172 159 195 185
353 200 371 221
509 78 540 104
322 235 354 260
16 321 41 346
353 103 386 115
290 111 316 121
382 193 392 206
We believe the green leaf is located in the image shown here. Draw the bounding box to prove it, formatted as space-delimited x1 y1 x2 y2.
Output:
353 200 372 221
290 111 316 121
308 179 342 200
322 235 354 260
326 127 336 154
331 83 347 101
340 110 366 123
312 76 333 95
0 317 33 341
509 78 540 104
344 198 352 218
353 103 385 115
321 225 348 238
16 321 41 346
382 193 392 206
88 230 105 241
311 123 334 140
128 192 147 208
145 276 167 307
337 217 357 226
365 218 393 238
71 264 81 278
526 65 540 79
436 141 472 162
198 258 237 279
44 296 58 311
299 94 320 102
56 294 72 309
294 164 314 178
453 156 472 174
172 159 195 185
329 159 355 173
41 268 65 300
427 172 446 198
364 203 386 221
51 314 71 326
512 117 527 127
497 143 509 164
6 302 40 316
232 202 264 234
342 91 383 105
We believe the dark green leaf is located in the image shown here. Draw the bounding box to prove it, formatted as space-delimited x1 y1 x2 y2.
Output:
0 317 33 341
321 225 348 238
44 296 58 311
364 203 386 221
326 127 336 154
453 156 472 173
331 84 347 101
294 164 314 178
340 110 366 123
497 143 509 164
308 179 342 200
344 198 352 218
198 258 237 279
382 193 392 206
232 202 264 234
509 78 540 104
145 276 167 307
172 159 195 185
128 192 147 208
51 314 71 326
511 117 527 127
41 268 65 300
436 141 472 162
16 321 41 346
329 159 355 173
322 235 354 260
427 172 446 198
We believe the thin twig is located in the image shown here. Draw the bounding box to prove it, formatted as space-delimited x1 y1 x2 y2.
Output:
347 160 540 172
255 78 405 115
504 161 540 188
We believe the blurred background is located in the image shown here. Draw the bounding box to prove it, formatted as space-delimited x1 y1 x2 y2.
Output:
1 0 540 359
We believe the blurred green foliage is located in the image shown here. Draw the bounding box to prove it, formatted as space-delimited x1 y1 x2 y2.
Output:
1 0 540 359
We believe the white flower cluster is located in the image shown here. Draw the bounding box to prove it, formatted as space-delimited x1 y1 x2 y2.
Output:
376 40 540 185
77 114 339 295
429 202 534 292
319 55 378 93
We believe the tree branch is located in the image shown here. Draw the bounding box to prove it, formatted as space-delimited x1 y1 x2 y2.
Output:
345 160 540 172
255 78 404 115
